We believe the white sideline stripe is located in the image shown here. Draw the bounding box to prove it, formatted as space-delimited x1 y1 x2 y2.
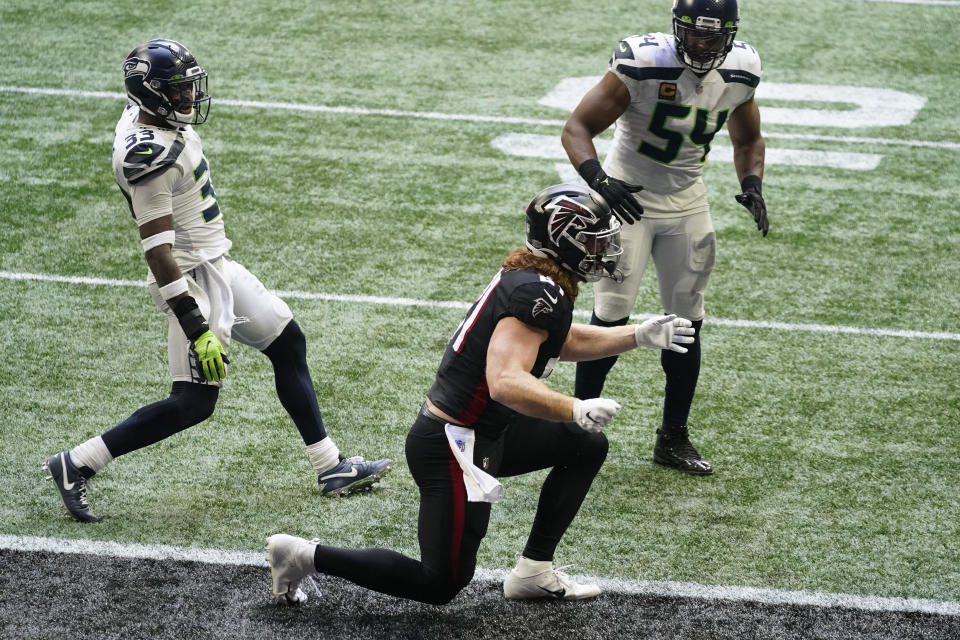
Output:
863 0 960 5
2 534 958 616
3 269 958 342
1 85 959 151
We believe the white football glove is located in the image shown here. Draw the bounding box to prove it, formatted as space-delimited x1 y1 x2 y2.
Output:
634 314 696 353
572 398 622 432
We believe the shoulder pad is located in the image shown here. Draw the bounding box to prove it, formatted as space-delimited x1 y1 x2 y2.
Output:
609 33 685 83
718 41 762 86
507 279 568 330
122 136 185 185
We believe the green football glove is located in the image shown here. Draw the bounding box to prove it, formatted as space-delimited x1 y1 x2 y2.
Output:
193 329 228 382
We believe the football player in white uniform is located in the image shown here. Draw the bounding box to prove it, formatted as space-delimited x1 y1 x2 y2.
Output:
43 39 392 523
562 0 767 475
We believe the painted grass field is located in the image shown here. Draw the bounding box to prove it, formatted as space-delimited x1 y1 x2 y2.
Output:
1 0 958 637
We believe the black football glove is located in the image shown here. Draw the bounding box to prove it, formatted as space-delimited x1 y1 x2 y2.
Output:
735 174 769 237
577 159 644 224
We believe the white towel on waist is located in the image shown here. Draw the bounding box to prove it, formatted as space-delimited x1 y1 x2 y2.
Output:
191 258 236 347
444 425 504 503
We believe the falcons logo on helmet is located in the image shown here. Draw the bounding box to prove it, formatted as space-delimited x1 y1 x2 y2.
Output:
545 196 596 247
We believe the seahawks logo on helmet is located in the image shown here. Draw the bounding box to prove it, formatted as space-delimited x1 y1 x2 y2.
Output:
122 58 150 79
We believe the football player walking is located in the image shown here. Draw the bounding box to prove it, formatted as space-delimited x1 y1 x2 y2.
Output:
266 184 695 605
43 39 392 523
564 0 768 475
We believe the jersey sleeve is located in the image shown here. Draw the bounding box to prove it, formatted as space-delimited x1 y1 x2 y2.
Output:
128 168 177 226
506 281 568 332
121 135 185 185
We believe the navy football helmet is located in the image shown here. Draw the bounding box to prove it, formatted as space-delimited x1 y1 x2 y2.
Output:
525 184 623 282
672 0 739 73
122 39 210 127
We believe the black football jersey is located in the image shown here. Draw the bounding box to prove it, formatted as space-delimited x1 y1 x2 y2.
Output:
427 268 573 438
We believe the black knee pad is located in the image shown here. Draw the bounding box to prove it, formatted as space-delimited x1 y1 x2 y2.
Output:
575 430 609 469
424 580 466 606
559 424 610 468
414 564 472 605
170 382 219 425
263 320 307 363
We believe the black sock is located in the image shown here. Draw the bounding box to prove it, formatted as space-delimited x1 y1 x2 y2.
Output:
262 320 327 445
574 312 630 399
660 319 703 432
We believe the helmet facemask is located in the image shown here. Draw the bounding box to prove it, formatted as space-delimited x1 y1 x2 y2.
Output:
673 14 738 73
158 73 210 126
569 220 623 282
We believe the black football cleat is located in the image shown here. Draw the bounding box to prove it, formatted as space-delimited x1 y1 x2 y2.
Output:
653 427 713 476
43 451 101 522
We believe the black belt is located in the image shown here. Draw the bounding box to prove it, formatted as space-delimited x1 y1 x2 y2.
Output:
419 401 468 428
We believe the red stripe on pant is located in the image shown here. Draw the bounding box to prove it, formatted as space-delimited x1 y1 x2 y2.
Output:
447 449 467 584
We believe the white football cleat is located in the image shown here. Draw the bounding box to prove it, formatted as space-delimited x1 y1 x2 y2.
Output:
266 534 318 605
503 557 601 600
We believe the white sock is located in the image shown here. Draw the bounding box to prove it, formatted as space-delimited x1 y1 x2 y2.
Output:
306 437 340 475
70 436 113 473
513 556 552 577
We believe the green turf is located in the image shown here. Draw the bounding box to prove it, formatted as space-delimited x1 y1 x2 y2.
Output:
1 0 958 607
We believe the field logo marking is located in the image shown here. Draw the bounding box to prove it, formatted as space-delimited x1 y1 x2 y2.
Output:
507 78 927 172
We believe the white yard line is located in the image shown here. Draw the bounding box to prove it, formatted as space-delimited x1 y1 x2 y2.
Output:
2 269 958 341
1 85 958 150
2 534 957 616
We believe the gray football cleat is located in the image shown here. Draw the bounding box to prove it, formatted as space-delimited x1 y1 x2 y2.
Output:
318 455 393 497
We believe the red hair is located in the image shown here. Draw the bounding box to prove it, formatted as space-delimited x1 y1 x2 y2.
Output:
501 247 580 302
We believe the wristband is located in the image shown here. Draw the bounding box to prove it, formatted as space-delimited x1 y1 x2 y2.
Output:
141 230 175 252
577 158 604 183
740 174 762 195
172 296 209 342
158 277 188 301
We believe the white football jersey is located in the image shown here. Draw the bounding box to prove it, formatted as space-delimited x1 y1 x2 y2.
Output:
604 32 761 217
112 103 231 275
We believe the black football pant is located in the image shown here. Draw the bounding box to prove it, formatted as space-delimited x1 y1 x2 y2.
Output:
312 407 608 605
